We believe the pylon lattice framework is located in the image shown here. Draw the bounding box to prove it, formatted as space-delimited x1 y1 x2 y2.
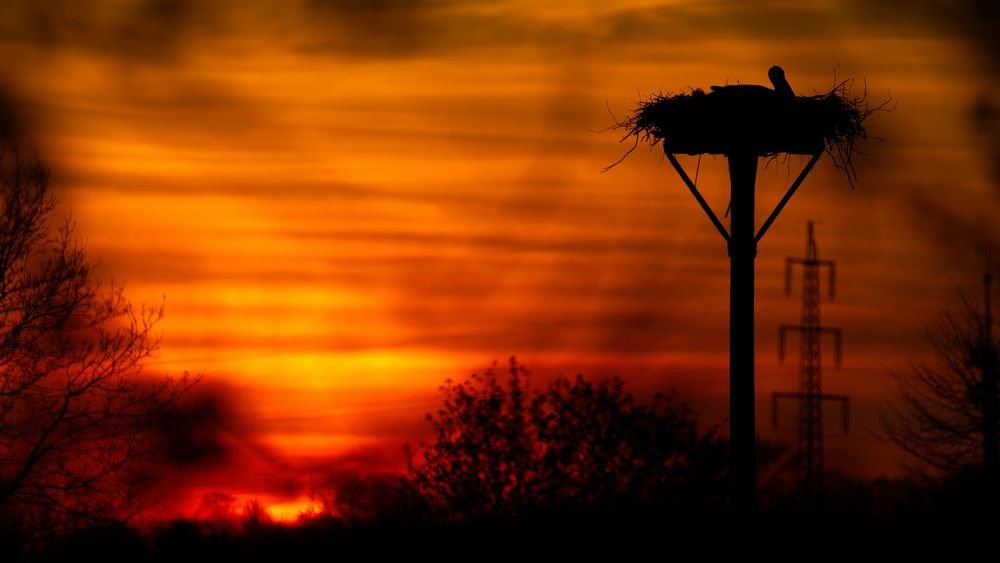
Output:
773 221 849 499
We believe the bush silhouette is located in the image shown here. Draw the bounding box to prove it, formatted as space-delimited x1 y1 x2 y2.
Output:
406 357 727 522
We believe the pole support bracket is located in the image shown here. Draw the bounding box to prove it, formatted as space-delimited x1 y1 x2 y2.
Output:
755 151 823 243
665 152 731 243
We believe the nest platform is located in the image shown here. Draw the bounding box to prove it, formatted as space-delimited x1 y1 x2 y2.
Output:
617 83 871 160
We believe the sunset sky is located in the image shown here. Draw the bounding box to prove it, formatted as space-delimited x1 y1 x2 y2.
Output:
0 0 997 519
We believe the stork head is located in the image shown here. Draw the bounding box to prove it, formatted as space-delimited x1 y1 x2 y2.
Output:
768 65 795 97
768 65 786 86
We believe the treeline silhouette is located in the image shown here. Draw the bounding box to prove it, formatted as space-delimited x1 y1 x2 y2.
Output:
6 358 1000 561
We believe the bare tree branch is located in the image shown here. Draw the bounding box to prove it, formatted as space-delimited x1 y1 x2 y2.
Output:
0 148 196 541
879 284 1000 482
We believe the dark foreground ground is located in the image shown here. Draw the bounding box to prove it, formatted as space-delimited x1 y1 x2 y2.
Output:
7 488 1000 563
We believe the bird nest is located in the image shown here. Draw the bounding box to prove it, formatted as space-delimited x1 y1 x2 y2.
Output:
608 78 888 183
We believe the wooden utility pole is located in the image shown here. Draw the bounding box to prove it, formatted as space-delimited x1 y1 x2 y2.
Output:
667 149 821 515
727 153 758 512
620 66 875 514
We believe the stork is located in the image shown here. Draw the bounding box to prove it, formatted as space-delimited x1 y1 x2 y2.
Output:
768 65 794 98
709 65 795 99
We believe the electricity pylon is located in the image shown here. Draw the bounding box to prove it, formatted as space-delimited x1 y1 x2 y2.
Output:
772 221 849 501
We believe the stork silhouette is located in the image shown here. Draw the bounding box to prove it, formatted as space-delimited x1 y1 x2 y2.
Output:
709 65 795 99
714 65 797 218
768 65 794 98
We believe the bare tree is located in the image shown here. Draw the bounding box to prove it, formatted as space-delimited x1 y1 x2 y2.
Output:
880 274 999 487
0 148 193 537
